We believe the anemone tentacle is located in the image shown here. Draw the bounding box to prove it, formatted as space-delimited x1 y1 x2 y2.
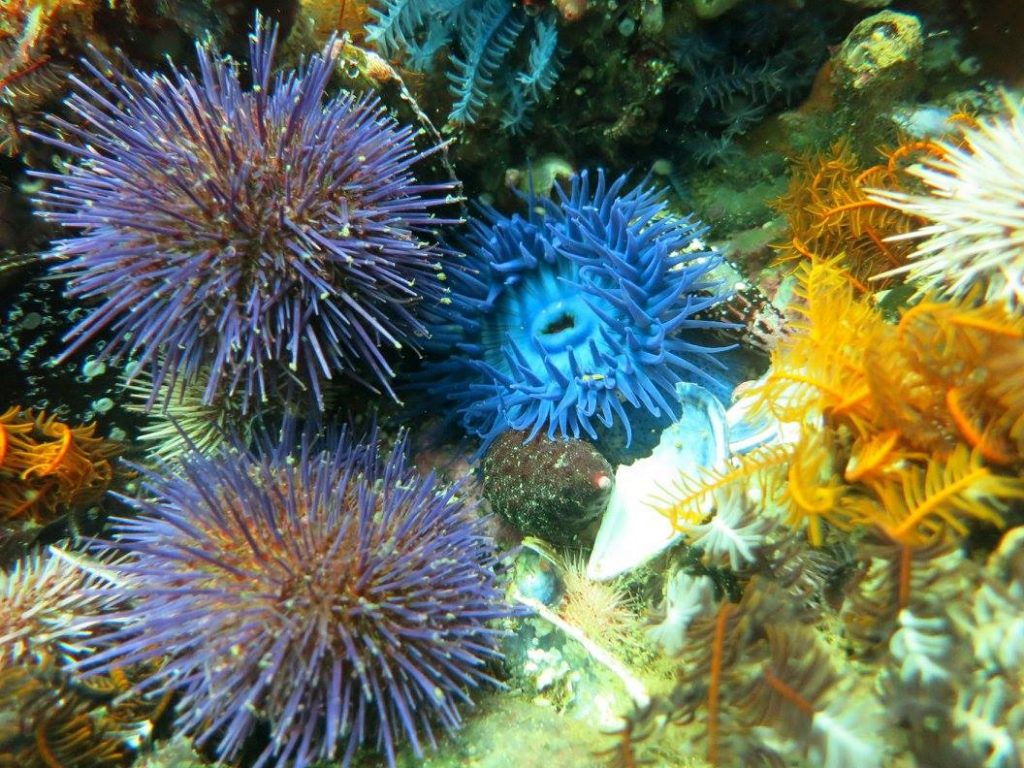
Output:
420 169 738 447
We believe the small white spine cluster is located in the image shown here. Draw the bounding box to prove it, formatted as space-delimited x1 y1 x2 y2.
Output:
889 609 954 686
648 570 715 657
809 692 886 768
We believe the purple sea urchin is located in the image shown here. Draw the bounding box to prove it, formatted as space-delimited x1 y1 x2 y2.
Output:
30 22 459 409
71 427 509 768
421 170 736 446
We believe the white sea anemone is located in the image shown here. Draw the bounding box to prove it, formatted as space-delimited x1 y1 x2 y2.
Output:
869 95 1024 307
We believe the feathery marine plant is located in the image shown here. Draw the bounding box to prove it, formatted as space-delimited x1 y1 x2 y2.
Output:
613 577 887 767
0 406 121 525
653 261 1024 557
367 0 563 129
0 663 137 768
0 0 114 223
0 28 69 157
606 273 1024 768
668 1 831 167
0 548 146 768
29 21 459 411
881 530 1024 768
418 169 738 448
771 138 930 287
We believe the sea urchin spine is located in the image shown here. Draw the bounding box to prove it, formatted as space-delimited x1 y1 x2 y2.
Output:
30 20 460 410
70 426 510 768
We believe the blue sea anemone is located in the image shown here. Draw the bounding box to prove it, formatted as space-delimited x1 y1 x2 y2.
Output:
29 21 459 409
71 426 509 768
421 170 737 446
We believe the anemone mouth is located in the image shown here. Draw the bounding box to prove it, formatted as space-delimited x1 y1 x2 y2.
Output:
531 296 598 353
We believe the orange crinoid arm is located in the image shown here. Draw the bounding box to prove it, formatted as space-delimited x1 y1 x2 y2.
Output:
751 259 878 428
734 261 1023 548
0 406 120 524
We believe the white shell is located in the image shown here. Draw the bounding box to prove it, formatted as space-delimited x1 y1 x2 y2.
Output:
586 383 729 581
